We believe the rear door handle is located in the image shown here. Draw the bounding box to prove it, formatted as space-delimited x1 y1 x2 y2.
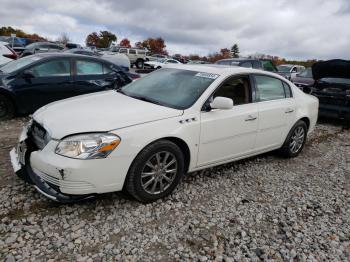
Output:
285 108 294 113
245 115 257 121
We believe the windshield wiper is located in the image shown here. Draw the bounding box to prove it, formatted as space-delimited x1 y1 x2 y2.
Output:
130 95 163 106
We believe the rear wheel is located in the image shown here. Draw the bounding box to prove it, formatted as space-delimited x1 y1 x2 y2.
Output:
0 94 15 121
125 140 184 203
136 59 144 69
279 120 307 157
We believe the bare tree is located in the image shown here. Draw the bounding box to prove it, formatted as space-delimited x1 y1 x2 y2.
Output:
57 32 71 45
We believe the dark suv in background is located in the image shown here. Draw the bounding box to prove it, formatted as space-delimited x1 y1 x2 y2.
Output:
215 58 278 72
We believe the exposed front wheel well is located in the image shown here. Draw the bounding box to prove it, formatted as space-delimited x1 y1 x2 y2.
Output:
299 117 310 131
162 137 191 173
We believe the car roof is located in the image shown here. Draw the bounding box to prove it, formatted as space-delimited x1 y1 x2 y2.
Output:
34 53 101 59
163 64 286 79
217 58 258 62
29 53 111 64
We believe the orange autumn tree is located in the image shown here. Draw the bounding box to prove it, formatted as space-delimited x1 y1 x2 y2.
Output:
119 38 131 48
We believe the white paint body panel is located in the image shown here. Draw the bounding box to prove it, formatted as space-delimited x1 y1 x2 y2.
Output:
0 41 13 65
24 65 318 195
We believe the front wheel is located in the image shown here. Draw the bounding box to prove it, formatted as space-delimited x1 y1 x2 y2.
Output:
279 120 307 157
125 140 185 202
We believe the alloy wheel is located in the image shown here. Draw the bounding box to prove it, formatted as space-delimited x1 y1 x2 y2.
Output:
141 151 178 195
289 126 305 154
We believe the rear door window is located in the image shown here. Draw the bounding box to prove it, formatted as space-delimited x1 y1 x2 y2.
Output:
254 75 287 101
76 60 103 75
128 49 136 54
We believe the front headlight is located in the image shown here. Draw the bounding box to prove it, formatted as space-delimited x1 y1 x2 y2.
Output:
55 133 121 159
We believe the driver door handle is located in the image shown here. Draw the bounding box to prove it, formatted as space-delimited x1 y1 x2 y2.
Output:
245 115 257 121
285 108 294 113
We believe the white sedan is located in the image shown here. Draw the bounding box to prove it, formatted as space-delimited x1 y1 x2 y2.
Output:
144 58 181 69
10 65 319 203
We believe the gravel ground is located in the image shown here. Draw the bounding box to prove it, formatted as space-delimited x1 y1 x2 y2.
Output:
0 118 349 261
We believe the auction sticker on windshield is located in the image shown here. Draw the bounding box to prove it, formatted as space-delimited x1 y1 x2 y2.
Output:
195 72 219 79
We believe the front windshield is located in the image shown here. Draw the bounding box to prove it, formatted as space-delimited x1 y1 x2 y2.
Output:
121 68 219 109
298 68 312 78
0 55 42 73
277 65 293 72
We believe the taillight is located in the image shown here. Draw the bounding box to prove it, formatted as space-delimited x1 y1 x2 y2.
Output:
4 46 18 60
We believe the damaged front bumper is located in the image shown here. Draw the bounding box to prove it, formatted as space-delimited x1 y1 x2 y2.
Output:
9 127 96 203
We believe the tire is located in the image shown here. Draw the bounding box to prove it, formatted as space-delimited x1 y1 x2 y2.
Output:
0 94 15 121
156 66 162 69
125 140 185 203
279 120 308 158
136 59 144 69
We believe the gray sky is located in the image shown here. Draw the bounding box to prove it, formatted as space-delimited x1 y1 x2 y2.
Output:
1 0 350 59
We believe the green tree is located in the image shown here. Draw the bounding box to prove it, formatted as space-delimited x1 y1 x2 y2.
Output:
231 43 240 58
98 31 117 48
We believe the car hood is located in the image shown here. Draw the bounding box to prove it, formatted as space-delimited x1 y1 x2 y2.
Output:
293 77 314 86
33 91 183 139
312 59 350 80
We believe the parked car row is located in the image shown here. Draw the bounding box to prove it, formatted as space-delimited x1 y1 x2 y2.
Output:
144 58 182 69
1 38 347 204
215 58 279 72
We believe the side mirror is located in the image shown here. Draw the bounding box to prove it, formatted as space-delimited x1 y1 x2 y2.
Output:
210 97 234 110
22 70 35 79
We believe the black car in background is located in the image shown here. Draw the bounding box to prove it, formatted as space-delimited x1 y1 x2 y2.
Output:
291 68 315 91
215 58 278 72
310 59 350 121
21 42 64 57
0 53 132 120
